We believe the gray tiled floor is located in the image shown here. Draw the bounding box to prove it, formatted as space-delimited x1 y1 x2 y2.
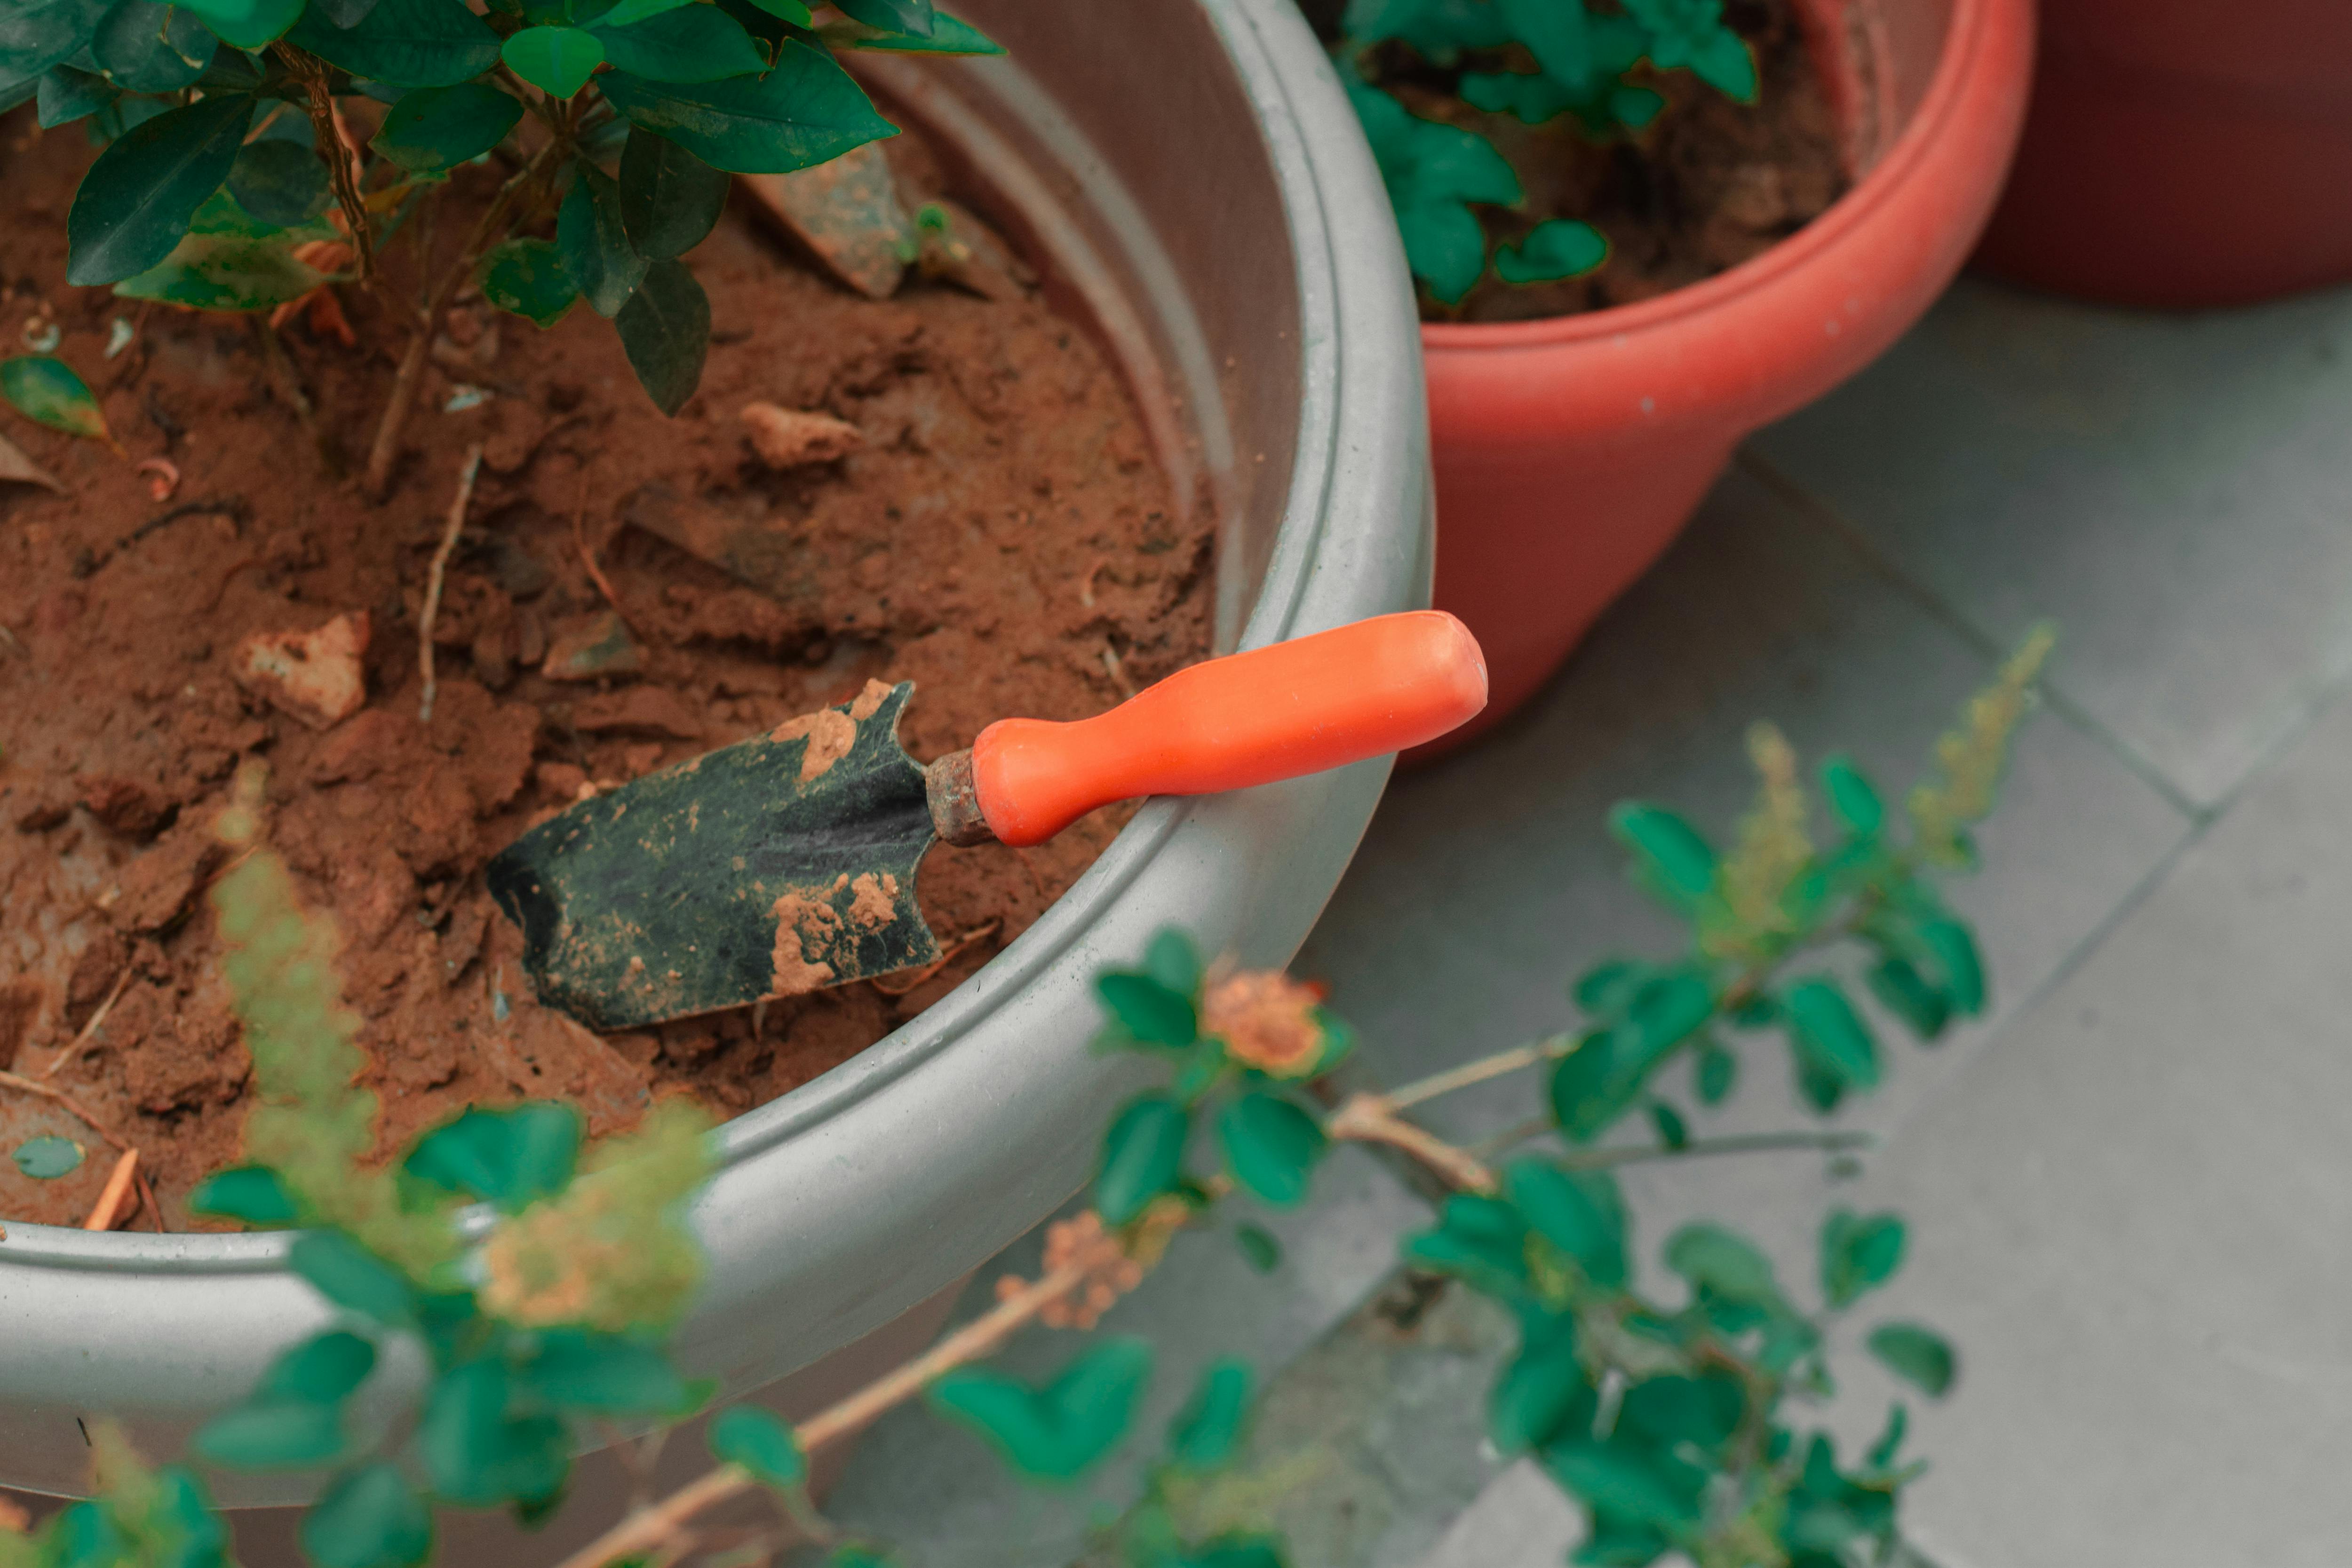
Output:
831 275 2352 1564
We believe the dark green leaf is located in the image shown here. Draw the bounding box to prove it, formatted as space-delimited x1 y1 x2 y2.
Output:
1096 972 1198 1049
926 1337 1153 1481
834 0 929 36
1502 1162 1624 1288
194 1399 346 1468
1143 927 1202 999
227 138 331 225
1346 72 1517 305
1160 1539 1286 1568
1608 803 1718 911
1494 0 1587 83
501 24 602 96
591 0 693 25
173 0 303 48
1916 916 1986 1015
1820 754 1883 835
1547 1030 1635 1143
1867 953 1949 1040
1494 218 1605 284
302 1463 432 1568
1572 958 1644 1016
1628 971 1714 1055
1781 977 1879 1094
288 1230 417 1326
1819 1209 1905 1309
190 1165 302 1225
477 237 580 328
613 255 708 414
1343 0 1510 58
13 1135 85 1179
558 161 646 316
114 226 329 311
522 1329 694 1414
287 0 501 88
313 0 382 23
618 127 730 257
1166 1357 1252 1471
1216 1092 1326 1208
1864 1402 1907 1470
708 1403 807 1488
1488 1314 1590 1452
1096 1094 1189 1225
371 82 523 173
91 0 215 90
0 355 110 440
47 1500 126 1568
592 2 763 81
827 8 999 54
600 41 896 174
1646 1099 1687 1151
0 0 113 93
403 1101 580 1211
64 91 248 285
1685 25 1757 100
1402 1193 1530 1298
37 65 115 127
1619 1372 1743 1451
1234 1222 1281 1274
1571 1511 1673 1568
259 1330 378 1404
419 1359 569 1505
1544 1436 1707 1527
152 1467 228 1568
1693 1040 1736 1106
1664 1222 1781 1306
1866 1322 1954 1396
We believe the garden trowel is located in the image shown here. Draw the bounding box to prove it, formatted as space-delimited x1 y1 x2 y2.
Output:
488 611 1487 1030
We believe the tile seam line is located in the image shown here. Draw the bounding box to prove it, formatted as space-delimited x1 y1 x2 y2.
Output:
1731 445 2206 825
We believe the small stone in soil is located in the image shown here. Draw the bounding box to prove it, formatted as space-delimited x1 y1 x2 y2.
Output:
231 610 372 730
739 403 864 470
541 610 643 681
739 140 911 301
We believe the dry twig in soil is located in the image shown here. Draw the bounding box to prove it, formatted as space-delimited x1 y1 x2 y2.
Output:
419 443 484 723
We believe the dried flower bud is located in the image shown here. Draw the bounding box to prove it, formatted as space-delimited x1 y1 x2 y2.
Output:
1202 969 1327 1078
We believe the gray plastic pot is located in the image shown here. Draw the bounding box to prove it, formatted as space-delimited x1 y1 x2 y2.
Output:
0 0 1427 1513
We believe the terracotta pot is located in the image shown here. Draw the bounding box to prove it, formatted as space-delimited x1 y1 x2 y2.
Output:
1972 0 2352 308
1419 0 2034 750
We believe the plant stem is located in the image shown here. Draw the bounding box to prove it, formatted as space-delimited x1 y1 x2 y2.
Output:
275 45 373 282
1564 1129 1874 1168
1382 1033 1575 1112
362 140 564 499
0 1070 130 1154
549 1231 1133 1568
1325 1093 1497 1194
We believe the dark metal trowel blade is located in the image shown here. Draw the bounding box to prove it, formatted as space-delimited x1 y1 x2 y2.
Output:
487 680 942 1031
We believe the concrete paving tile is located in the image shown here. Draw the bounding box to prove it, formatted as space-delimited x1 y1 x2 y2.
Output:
1749 277 2352 807
1409 1460 1580 1568
820 1147 1430 1564
1804 679 2352 1568
1297 463 2188 1158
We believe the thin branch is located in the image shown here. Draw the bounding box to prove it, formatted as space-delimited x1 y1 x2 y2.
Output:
572 480 639 638
418 444 484 723
275 44 373 281
40 967 131 1080
552 1221 1145 1568
81 1149 139 1232
1564 1129 1875 1169
1382 1033 1575 1112
0 1070 130 1154
1325 1093 1497 1194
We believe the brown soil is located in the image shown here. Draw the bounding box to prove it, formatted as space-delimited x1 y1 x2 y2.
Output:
0 109 1207 1230
1390 0 1850 321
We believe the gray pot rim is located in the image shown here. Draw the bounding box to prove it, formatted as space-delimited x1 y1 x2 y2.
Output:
0 0 1400 1280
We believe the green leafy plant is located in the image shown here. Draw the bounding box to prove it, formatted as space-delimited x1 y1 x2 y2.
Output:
1335 0 1760 304
0 0 1000 491
7 637 2048 1566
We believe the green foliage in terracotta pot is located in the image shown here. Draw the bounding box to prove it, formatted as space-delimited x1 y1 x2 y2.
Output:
0 0 1001 487
1335 0 1759 303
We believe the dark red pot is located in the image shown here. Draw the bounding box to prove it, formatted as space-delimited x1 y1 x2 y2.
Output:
1973 0 2352 308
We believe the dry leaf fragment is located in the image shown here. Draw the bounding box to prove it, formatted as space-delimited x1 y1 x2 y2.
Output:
739 403 864 469
0 429 63 493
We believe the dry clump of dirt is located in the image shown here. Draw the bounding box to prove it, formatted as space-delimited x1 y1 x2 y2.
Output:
0 108 1209 1229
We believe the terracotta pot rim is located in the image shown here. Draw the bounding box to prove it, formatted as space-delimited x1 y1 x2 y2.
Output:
1420 0 1994 353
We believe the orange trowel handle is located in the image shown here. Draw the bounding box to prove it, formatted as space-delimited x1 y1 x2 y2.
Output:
969 611 1489 847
